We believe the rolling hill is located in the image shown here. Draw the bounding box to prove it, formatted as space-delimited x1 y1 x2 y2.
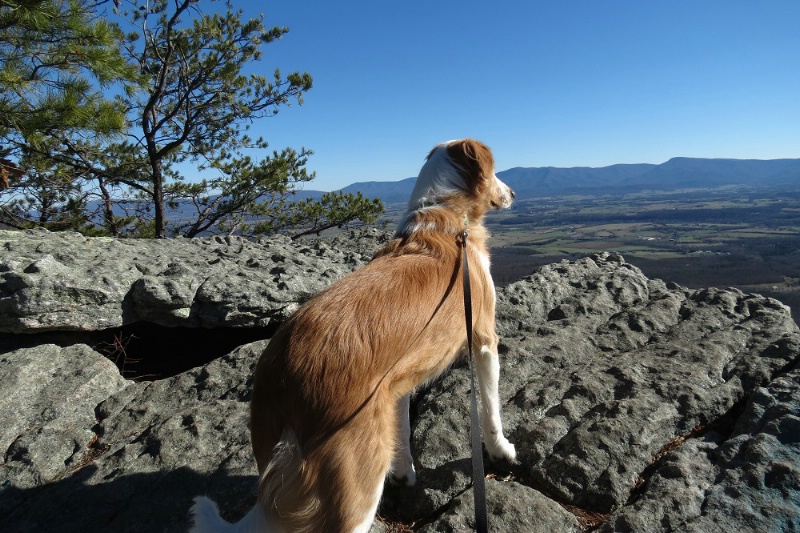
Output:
332 157 800 203
95 157 798 231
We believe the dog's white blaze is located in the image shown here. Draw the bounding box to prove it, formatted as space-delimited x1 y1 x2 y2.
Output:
493 175 515 208
406 141 468 210
476 248 495 300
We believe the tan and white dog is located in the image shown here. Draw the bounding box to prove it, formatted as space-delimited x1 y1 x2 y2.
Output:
191 138 516 532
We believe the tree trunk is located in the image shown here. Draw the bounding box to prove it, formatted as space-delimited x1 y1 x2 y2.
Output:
97 177 119 236
144 107 165 238
152 158 165 238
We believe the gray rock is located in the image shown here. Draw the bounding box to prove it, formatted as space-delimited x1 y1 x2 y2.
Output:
493 255 798 512
0 341 265 532
686 368 800 532
416 479 581 533
0 235 798 533
602 369 800 532
0 229 381 332
0 344 129 516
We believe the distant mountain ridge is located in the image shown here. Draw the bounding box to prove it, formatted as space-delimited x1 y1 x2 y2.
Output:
89 157 800 230
339 177 417 204
323 157 800 204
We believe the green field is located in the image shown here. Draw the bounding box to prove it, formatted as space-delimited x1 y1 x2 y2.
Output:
481 185 800 324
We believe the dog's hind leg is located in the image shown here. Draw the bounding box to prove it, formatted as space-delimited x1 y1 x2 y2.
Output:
307 398 396 532
258 424 390 532
475 345 516 462
389 393 416 485
351 477 385 533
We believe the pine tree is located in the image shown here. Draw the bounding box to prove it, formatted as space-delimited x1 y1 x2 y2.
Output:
0 0 138 228
1 0 384 237
0 0 136 151
103 0 381 238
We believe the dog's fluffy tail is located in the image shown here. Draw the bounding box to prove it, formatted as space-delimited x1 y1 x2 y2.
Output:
189 427 310 533
191 427 313 533
190 496 271 533
259 426 321 531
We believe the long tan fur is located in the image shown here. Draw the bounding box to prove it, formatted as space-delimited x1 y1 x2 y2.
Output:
193 139 515 533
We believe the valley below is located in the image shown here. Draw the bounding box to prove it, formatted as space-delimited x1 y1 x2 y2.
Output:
378 183 800 325
480 184 800 324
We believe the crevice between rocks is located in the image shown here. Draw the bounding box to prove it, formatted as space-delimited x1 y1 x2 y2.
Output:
624 394 750 509
60 431 111 482
1 322 278 381
378 483 475 533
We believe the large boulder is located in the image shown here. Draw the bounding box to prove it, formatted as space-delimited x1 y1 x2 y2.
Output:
0 231 798 532
0 344 128 502
381 254 800 531
0 342 261 531
0 229 385 332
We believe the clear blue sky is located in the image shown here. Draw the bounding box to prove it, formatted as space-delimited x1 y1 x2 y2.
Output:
234 0 799 191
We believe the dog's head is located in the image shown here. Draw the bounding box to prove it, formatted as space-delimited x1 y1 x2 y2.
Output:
407 139 515 215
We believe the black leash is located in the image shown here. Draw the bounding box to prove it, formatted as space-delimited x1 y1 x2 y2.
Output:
461 228 489 533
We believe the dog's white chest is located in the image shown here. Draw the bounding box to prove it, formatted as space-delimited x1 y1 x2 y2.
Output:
475 249 496 300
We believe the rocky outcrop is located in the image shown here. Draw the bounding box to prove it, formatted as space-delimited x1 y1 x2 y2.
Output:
1 230 798 532
0 344 128 497
0 229 385 332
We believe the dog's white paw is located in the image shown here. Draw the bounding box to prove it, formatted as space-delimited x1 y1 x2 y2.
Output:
389 464 417 486
485 435 517 463
389 456 417 486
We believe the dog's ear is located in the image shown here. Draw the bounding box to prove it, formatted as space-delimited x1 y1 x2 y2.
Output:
448 139 494 189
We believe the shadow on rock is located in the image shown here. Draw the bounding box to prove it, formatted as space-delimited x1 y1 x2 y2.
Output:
0 465 257 533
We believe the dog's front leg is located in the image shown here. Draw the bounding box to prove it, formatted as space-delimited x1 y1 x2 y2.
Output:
389 393 417 485
475 345 517 462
